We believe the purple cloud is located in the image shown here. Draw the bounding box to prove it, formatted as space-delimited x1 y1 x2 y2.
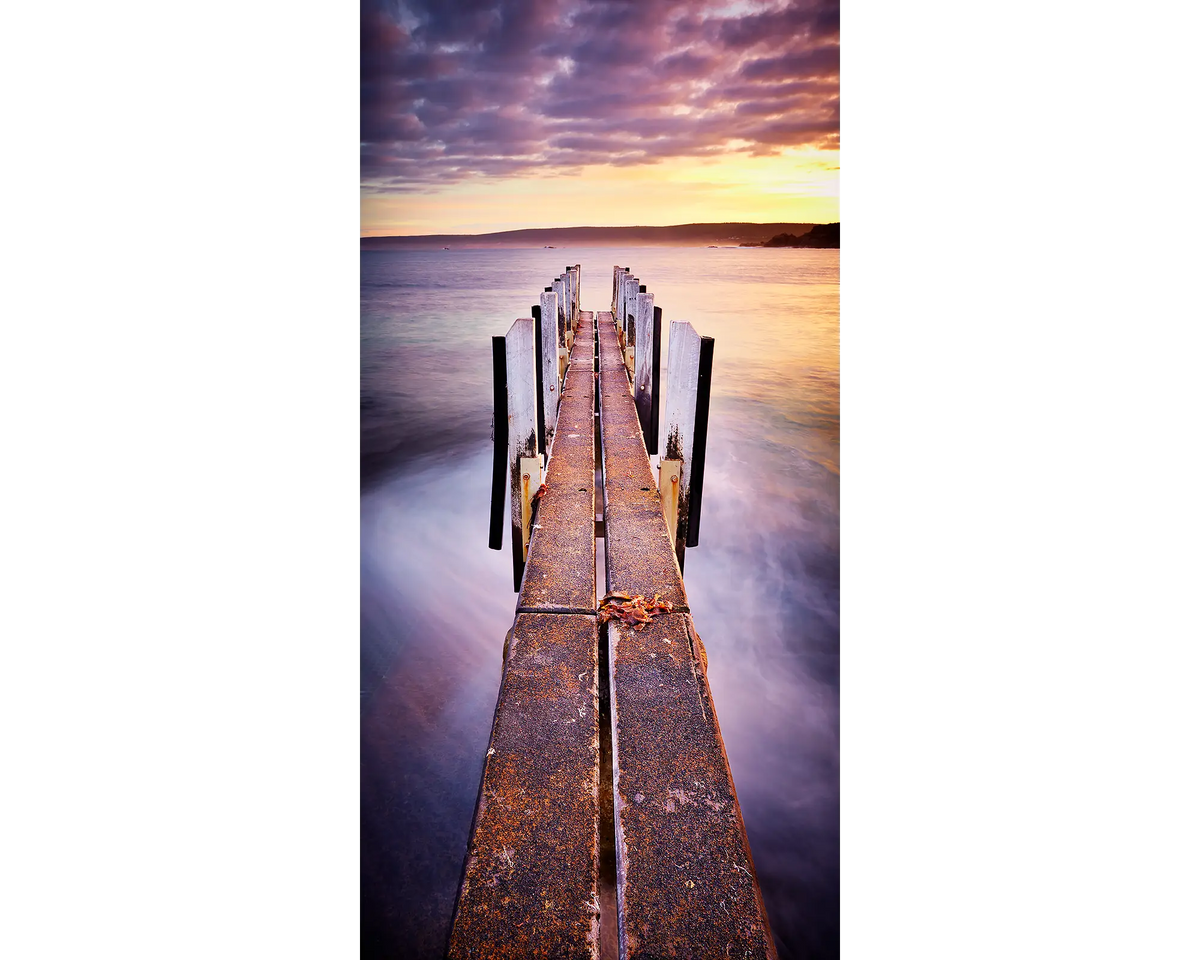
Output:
361 0 840 191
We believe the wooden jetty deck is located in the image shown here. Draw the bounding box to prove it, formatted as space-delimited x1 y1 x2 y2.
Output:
448 268 776 959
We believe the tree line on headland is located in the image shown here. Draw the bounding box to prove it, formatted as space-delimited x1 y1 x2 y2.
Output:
741 222 839 248
360 222 837 249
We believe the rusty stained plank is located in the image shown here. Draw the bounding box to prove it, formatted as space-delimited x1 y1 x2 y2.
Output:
517 311 596 614
608 612 777 960
596 312 688 613
447 612 601 960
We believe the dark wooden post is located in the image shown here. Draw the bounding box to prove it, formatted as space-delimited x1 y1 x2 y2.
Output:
487 336 508 551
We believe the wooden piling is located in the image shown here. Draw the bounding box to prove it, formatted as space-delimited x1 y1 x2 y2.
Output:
539 290 560 448
505 318 538 591
488 336 508 552
576 267 582 327
564 266 579 334
532 305 546 455
686 335 714 549
662 320 702 568
632 291 655 450
553 276 571 353
620 276 639 374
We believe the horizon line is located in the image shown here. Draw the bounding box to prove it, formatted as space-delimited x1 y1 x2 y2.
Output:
360 220 837 241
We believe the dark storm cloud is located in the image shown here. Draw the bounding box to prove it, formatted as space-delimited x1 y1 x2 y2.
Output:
361 0 839 191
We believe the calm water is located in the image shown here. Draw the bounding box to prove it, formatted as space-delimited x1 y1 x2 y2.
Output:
361 246 839 959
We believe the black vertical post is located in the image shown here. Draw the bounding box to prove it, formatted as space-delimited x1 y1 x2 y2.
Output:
488 336 508 551
635 285 647 360
512 521 525 592
686 336 715 548
532 305 546 454
649 305 662 455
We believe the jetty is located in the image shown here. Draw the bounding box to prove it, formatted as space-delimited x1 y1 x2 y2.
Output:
449 266 776 959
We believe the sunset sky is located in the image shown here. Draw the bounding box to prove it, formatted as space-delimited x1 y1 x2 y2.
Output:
361 0 839 236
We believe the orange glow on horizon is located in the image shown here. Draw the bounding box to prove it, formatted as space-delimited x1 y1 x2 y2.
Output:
360 149 840 237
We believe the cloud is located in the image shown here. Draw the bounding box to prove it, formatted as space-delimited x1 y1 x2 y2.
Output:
361 0 839 191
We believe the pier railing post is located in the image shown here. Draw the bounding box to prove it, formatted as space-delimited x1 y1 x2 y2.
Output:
686 335 714 548
619 267 630 331
553 276 571 353
564 266 576 335
538 290 560 448
573 263 581 328
633 291 656 449
650 305 662 455
487 336 508 551
532 304 546 455
621 275 639 373
506 318 540 591
662 320 714 569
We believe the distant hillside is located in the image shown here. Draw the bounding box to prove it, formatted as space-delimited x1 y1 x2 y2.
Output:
360 222 820 249
759 223 839 248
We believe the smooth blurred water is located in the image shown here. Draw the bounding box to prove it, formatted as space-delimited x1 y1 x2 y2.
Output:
361 246 839 959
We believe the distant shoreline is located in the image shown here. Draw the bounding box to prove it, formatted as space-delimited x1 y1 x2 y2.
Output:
360 222 834 250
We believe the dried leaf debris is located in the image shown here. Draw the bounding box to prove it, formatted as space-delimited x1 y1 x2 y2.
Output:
597 591 673 631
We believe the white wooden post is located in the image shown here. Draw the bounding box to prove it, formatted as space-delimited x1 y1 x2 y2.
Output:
617 275 627 341
548 284 567 382
506 319 540 568
539 289 560 448
618 268 630 331
633 291 655 440
566 265 578 331
612 265 621 315
622 276 639 372
662 320 702 560
573 264 581 326
555 276 572 352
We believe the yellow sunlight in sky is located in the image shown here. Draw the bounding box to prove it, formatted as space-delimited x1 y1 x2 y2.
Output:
360 149 840 236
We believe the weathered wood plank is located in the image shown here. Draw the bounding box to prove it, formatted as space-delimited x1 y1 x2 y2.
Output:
596 311 687 612
597 312 776 959
446 612 601 960
517 310 596 615
607 612 776 960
